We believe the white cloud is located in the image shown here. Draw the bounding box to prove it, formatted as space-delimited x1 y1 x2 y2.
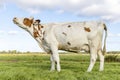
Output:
0 0 6 11
11 0 61 10
26 8 40 14
0 30 5 34
0 3 2 8
8 30 19 35
117 33 120 37
108 32 120 37
0 0 120 22
108 33 115 37
0 30 20 35
56 9 64 14
0 0 4 5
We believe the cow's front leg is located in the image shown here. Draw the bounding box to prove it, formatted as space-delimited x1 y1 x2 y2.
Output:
50 54 55 71
50 45 61 72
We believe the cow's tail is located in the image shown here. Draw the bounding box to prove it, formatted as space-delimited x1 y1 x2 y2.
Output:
102 23 107 55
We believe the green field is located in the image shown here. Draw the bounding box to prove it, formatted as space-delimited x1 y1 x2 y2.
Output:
0 53 119 80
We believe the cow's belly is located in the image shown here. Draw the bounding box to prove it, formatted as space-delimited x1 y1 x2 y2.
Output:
57 35 89 52
58 43 90 52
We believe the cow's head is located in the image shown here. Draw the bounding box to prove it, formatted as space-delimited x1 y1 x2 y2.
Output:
13 17 43 38
13 17 35 30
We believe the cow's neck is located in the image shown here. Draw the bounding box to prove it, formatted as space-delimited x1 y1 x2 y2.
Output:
26 25 45 51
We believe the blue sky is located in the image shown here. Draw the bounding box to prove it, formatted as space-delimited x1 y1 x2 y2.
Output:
0 0 120 52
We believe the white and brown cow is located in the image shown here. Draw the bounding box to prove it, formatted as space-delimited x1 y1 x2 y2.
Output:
13 17 107 72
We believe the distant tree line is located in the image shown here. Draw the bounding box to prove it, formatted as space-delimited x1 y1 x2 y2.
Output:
0 50 43 54
0 50 120 54
107 51 120 54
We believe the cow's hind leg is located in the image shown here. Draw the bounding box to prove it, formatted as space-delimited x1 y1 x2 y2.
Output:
87 48 98 72
50 45 61 72
98 50 104 71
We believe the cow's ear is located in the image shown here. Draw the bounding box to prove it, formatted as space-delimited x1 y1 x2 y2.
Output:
36 19 41 23
29 17 34 24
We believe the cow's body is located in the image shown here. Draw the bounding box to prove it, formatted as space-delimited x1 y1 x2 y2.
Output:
41 22 105 52
13 17 107 72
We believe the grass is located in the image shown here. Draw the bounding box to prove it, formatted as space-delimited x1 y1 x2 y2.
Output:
0 53 119 80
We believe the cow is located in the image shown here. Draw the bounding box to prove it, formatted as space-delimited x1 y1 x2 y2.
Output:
13 17 107 72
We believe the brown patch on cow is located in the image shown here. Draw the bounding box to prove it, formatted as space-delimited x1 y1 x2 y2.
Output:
62 32 67 36
68 25 71 28
33 27 40 38
84 27 91 32
67 42 71 45
23 18 33 27
33 31 39 38
41 26 44 28
38 25 41 30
